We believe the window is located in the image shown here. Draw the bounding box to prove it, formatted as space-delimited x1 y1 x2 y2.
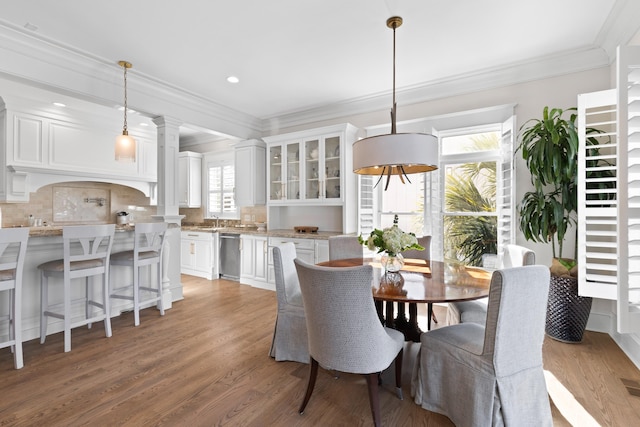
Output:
441 129 500 266
205 154 236 219
380 173 425 235
358 107 515 264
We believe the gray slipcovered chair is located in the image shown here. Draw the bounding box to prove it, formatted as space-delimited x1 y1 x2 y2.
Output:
446 244 535 326
294 258 404 427
328 235 362 260
411 265 552 426
269 242 309 363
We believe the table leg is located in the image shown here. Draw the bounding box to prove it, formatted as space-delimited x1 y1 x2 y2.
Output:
385 301 395 329
387 302 422 343
375 300 384 325
394 302 409 329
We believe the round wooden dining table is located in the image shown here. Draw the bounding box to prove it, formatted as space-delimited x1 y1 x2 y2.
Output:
317 257 492 342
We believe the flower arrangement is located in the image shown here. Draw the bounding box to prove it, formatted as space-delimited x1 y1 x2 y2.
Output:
358 215 424 256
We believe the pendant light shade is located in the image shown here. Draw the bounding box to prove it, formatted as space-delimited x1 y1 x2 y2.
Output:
352 17 438 190
115 60 136 162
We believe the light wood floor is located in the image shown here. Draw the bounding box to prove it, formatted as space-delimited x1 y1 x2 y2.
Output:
1 275 640 426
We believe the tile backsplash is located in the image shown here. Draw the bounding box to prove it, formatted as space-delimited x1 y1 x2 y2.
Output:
0 182 155 227
179 205 266 226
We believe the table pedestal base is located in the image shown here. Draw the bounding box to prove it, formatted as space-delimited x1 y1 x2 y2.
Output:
376 302 440 342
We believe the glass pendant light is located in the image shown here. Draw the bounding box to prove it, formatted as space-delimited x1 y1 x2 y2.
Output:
115 60 136 162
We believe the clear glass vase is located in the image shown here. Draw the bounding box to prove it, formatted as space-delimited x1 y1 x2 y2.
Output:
381 252 404 274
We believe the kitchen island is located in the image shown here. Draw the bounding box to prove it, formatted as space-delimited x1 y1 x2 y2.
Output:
4 224 180 346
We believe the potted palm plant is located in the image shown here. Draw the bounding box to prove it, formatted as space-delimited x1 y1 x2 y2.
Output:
518 106 606 343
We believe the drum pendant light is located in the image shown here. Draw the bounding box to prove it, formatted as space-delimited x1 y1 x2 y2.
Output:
115 60 136 162
352 17 438 190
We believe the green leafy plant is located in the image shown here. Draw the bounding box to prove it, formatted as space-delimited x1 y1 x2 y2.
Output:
517 106 613 271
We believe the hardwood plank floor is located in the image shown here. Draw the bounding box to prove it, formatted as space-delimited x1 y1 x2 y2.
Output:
1 275 639 426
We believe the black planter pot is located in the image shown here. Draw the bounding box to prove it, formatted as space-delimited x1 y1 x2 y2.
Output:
545 275 593 343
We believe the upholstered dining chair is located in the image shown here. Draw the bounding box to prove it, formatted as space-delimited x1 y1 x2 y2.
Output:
269 242 308 363
446 244 535 326
39 224 115 353
411 265 552 426
0 228 29 369
294 258 404 427
328 235 362 260
110 222 168 326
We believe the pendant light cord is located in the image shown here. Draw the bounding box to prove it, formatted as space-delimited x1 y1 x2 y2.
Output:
122 64 129 133
391 20 396 134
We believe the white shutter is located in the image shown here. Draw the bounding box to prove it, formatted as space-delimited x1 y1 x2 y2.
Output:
617 46 640 333
578 46 640 333
429 129 443 261
357 175 375 235
497 116 515 255
577 88 619 301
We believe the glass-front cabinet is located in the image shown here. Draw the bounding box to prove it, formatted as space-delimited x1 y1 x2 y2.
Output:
266 130 346 204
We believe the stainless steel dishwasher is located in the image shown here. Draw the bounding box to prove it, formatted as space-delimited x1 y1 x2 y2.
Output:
219 233 241 280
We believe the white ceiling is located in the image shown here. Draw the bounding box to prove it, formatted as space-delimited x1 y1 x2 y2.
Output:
1 0 639 132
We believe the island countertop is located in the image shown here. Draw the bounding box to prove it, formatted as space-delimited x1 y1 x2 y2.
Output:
23 224 348 240
17 224 136 237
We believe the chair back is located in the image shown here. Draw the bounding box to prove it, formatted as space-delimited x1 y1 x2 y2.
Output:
402 235 431 260
63 224 115 277
132 222 168 264
328 235 362 261
501 244 535 268
0 228 29 290
294 258 402 374
272 242 301 306
482 265 550 376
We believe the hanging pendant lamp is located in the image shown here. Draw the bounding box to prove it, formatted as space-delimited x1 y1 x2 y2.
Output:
115 60 136 162
352 17 438 190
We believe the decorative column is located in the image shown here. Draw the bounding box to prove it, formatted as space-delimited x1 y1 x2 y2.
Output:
152 116 184 309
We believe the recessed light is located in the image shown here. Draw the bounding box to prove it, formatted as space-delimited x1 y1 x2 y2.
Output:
53 102 66 107
140 123 149 127
226 76 239 84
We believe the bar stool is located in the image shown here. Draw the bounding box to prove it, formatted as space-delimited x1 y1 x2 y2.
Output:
0 228 30 369
39 224 115 353
110 222 167 326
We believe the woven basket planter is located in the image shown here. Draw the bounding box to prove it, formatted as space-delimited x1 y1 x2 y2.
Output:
545 275 593 343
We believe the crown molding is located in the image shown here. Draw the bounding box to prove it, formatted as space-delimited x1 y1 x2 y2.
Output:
595 0 640 59
260 45 611 131
0 20 263 140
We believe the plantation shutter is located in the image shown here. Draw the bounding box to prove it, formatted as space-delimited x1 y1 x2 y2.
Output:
358 175 376 236
428 129 443 261
497 116 516 257
577 46 640 333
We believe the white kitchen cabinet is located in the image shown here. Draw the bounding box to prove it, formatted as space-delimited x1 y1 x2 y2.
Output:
263 123 359 234
179 151 202 208
240 234 268 288
267 237 317 285
180 231 217 280
234 139 266 207
264 124 357 205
